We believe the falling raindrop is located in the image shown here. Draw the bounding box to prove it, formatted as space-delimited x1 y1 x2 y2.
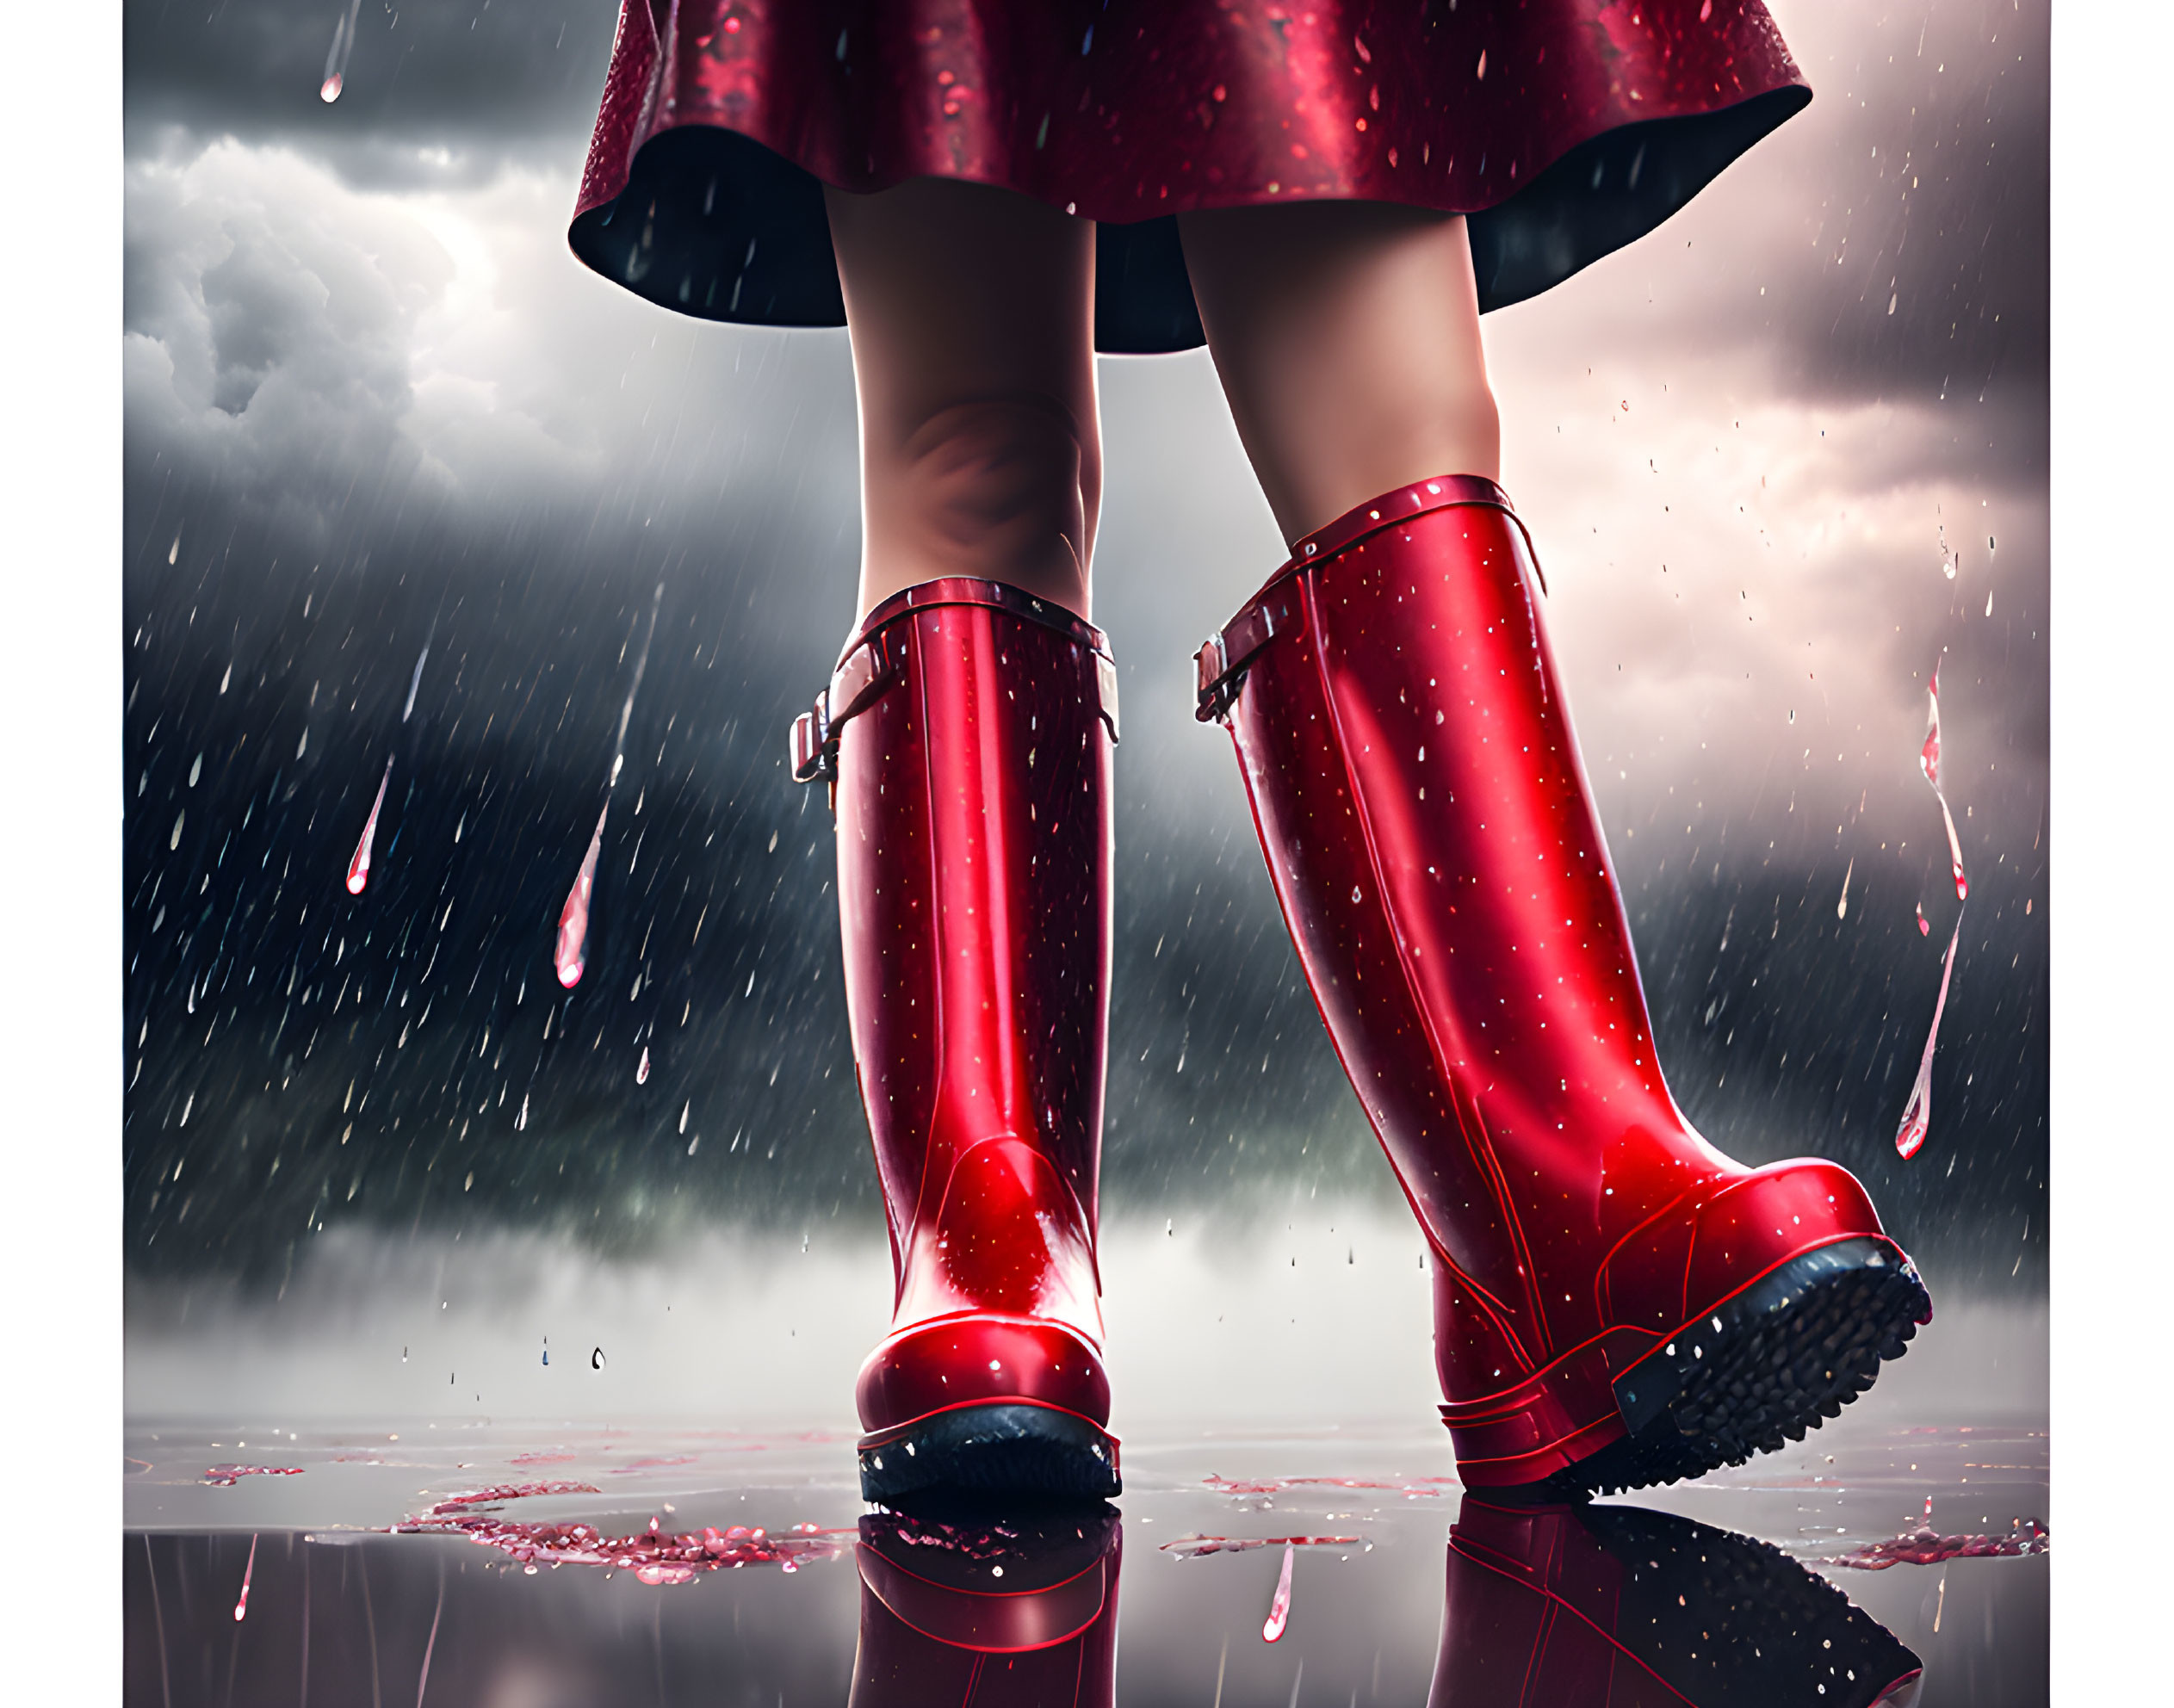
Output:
636 1045 651 1085
1836 856 1853 920
232 1533 257 1622
1262 1542 1296 1642
542 1338 549 1366
554 804 608 987
218 664 231 694
320 0 362 102
1895 911 1963 1160
516 1093 530 1131
678 1100 690 1134
346 758 393 895
591 1347 606 1371
1916 901 1930 937
1917 665 1968 900
166 536 179 565
403 634 430 722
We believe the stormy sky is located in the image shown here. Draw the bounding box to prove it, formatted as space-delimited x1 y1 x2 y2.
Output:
120 0 2047 1296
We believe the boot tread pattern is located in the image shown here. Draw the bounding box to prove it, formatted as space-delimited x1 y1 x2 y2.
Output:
859 1402 1121 1503
1533 1237 1932 1501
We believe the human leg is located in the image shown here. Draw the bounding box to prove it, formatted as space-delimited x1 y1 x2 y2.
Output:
826 175 1100 617
796 177 1121 1501
1177 198 1498 545
1182 203 1929 1496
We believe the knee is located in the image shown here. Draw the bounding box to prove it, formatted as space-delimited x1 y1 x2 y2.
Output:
893 395 1093 585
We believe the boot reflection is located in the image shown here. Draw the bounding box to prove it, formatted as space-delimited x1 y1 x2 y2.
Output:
1433 1494 1923 1708
849 1501 1121 1708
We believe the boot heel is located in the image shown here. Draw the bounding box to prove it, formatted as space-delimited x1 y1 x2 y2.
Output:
1553 1237 1932 1501
858 1403 1121 1503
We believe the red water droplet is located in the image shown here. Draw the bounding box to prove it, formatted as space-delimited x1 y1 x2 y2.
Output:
1895 911 1963 1159
232 1533 257 1622
1917 664 1968 899
1916 902 1929 936
635 1045 651 1085
554 804 608 987
320 73 343 103
1261 1541 1296 1641
346 759 392 894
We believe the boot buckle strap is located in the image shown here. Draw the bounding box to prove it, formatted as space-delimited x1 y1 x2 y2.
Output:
1193 597 1285 723
790 631 906 786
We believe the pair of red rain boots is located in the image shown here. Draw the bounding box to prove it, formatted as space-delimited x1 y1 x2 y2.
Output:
791 476 1929 1505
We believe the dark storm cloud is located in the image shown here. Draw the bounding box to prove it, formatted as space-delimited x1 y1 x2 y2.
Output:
1597 0 2048 420
125 0 618 184
120 0 2047 1297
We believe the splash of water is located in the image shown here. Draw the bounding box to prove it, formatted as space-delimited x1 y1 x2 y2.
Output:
232 1533 257 1622
204 1464 304 1487
345 758 393 894
554 804 608 987
1894 909 1963 1160
1918 664 1968 900
1261 1542 1296 1642
393 1491 849 1584
1202 1472 1456 1500
320 0 362 102
1820 1515 2047 1571
1162 1534 1362 1559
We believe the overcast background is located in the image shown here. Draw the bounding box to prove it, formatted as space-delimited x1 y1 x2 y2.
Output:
116 1 2047 1420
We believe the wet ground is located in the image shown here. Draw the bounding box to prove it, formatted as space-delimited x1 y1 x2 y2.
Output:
125 1402 2046 1707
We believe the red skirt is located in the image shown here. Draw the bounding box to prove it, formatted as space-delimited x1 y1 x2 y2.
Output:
569 2 1807 353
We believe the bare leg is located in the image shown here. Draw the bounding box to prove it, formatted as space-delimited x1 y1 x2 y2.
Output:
826 176 1100 619
1177 199 1500 546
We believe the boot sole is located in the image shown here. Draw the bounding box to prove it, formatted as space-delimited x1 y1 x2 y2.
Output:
858 1403 1122 1504
1524 1236 1932 1501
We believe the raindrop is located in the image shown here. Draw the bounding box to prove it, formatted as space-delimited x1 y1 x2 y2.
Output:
346 758 393 895
1262 1542 1296 1642
1917 665 1968 899
554 804 608 987
679 1101 690 1134
636 1045 651 1085
592 1347 606 1371
321 0 362 102
232 1533 257 1622
403 635 430 722
1895 911 1963 1160
218 665 230 694
170 810 184 850
1836 856 1853 920
166 536 179 565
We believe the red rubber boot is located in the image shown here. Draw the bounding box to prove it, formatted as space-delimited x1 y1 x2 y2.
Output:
849 1504 1122 1707
794 578 1123 1502
1195 477 1931 1498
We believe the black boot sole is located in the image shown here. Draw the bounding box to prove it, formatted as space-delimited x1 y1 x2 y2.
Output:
1519 1236 1933 1502
858 1403 1122 1504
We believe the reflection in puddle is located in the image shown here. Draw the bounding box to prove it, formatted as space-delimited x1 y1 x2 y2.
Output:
124 1484 2028 1705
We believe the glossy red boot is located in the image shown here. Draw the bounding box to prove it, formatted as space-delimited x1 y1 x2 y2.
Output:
794 578 1123 1502
1434 1494 1922 1706
1195 477 1932 1498
849 1503 1122 1708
